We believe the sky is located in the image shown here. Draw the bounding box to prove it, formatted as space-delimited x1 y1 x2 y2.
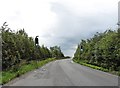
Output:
0 0 119 56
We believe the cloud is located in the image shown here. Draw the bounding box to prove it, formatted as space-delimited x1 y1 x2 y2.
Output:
0 0 119 56
46 1 118 56
0 0 57 36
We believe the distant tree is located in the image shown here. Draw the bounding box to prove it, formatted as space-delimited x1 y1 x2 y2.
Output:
50 46 64 58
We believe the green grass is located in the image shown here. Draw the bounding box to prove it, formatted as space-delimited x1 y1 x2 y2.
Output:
2 71 17 84
73 59 120 76
1 58 55 85
79 62 109 72
0 72 2 84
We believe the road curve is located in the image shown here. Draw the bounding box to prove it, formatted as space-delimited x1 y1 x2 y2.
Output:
5 59 118 86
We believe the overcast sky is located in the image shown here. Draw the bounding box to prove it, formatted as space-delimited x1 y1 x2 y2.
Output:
0 0 119 56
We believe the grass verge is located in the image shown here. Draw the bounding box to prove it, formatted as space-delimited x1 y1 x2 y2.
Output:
1 58 55 85
73 59 120 76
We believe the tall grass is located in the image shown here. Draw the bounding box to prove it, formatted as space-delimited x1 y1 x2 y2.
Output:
73 59 120 76
1 58 55 85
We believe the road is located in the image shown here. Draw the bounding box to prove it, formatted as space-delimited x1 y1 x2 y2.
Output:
4 59 118 86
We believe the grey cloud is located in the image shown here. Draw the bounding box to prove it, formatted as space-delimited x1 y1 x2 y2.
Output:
40 34 53 38
48 2 117 56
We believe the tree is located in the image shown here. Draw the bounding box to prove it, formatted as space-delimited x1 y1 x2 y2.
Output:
73 29 120 71
50 46 64 58
1 22 64 71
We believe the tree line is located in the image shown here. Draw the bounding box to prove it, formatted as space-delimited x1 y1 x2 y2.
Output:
73 29 120 71
0 22 64 71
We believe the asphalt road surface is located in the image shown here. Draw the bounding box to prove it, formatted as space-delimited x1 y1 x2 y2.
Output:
5 59 118 86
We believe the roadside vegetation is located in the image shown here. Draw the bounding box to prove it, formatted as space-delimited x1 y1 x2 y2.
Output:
0 22 65 84
73 29 120 76
1 58 55 85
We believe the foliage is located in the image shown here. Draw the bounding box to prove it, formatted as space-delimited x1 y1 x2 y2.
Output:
50 46 64 58
73 59 109 72
0 22 64 71
73 29 120 73
1 58 55 84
